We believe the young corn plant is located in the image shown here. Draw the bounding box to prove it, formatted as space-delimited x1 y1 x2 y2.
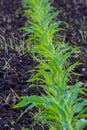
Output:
13 0 87 130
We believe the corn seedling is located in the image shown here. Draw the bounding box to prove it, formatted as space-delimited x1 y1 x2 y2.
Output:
13 0 87 130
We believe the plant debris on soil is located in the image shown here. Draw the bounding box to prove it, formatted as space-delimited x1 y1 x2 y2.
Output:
0 0 87 130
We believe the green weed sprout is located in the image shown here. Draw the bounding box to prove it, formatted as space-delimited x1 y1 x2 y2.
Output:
13 0 87 130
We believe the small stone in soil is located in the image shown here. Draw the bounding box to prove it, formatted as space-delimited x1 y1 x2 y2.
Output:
82 68 86 72
4 123 9 128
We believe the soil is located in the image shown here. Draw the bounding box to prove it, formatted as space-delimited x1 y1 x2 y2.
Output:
0 0 87 130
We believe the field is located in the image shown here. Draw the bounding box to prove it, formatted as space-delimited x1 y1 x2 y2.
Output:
0 0 87 130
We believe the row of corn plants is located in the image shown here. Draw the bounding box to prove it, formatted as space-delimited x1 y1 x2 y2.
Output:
13 0 87 130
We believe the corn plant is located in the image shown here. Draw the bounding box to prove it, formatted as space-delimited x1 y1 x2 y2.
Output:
13 0 87 130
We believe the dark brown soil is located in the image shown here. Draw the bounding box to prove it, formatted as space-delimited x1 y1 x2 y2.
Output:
0 0 87 130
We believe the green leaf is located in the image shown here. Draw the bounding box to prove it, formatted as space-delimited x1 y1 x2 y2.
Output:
69 82 83 103
50 127 56 130
72 102 85 114
13 98 30 108
17 103 36 121
21 95 44 104
22 127 30 130
75 119 87 130
62 122 69 130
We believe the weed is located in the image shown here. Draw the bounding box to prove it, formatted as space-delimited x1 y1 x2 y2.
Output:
3 59 11 70
0 33 29 56
0 34 8 54
9 33 29 56
10 120 15 126
75 16 87 44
